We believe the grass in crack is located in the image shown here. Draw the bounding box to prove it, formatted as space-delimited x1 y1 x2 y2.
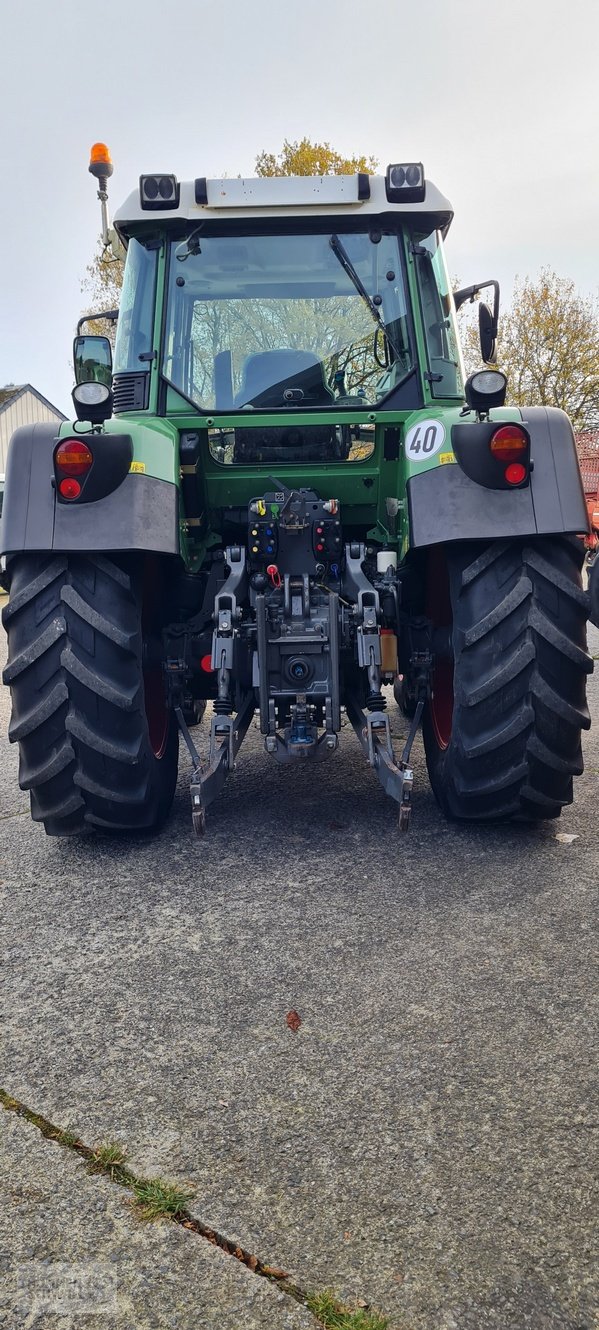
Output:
1 1089 395 1324
88 1141 129 1179
307 1290 389 1330
131 1177 194 1222
56 1128 80 1148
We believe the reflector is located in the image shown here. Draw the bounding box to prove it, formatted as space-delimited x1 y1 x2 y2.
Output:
59 477 82 500
505 462 527 485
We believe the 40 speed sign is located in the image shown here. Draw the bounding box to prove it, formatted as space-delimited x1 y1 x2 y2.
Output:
404 419 446 461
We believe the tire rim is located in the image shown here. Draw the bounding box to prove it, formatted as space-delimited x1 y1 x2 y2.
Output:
143 666 169 759
426 548 454 751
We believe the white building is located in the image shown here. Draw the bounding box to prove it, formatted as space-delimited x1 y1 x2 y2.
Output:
0 384 66 475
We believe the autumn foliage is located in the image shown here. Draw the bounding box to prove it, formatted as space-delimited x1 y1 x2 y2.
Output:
460 268 599 431
255 138 378 178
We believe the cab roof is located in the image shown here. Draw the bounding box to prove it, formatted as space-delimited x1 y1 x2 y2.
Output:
113 173 454 238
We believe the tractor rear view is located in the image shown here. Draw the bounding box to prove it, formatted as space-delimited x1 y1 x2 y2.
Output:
1 148 593 836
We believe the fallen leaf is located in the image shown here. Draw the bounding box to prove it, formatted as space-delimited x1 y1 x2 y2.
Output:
263 1265 290 1278
247 1255 258 1272
356 1298 369 1308
555 833 579 844
343 1230 352 1240
286 1010 301 1032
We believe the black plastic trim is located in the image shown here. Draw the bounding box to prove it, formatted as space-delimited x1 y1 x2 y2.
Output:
383 427 400 461
113 372 150 413
194 177 208 205
357 173 370 200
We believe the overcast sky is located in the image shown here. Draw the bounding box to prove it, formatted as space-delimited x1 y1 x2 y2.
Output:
1 0 598 415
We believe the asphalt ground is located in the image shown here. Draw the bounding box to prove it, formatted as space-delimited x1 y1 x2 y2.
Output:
0 610 597 1329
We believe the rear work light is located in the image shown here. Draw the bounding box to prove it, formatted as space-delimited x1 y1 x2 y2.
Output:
385 162 425 203
489 424 528 463
55 439 94 477
140 174 180 210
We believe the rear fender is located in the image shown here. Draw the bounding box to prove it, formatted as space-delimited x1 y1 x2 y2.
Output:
0 422 179 558
407 407 589 547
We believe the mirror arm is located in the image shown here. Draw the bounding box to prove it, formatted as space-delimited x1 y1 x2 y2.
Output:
77 309 119 336
454 279 500 332
453 283 479 310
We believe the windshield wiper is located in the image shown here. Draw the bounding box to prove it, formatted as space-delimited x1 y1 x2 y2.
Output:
329 234 408 366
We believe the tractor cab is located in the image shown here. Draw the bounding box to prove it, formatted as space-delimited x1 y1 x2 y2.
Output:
109 168 464 444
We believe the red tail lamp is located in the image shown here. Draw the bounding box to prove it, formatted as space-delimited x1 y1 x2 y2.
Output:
505 462 527 485
489 425 528 463
55 439 94 477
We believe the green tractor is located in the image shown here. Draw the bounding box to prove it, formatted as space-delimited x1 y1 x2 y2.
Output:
1 147 593 835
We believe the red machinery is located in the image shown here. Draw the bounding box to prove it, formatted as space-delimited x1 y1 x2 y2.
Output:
577 430 599 554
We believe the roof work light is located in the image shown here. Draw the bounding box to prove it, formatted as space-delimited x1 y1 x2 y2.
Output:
385 162 425 203
139 174 180 210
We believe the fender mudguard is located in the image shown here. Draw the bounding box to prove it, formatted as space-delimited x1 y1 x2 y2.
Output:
407 406 589 547
0 423 179 558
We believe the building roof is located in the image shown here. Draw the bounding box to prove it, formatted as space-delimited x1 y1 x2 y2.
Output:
0 383 66 420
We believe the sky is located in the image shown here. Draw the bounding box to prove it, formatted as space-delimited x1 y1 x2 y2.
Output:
1 0 598 416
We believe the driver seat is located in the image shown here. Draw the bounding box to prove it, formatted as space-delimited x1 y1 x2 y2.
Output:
235 349 333 408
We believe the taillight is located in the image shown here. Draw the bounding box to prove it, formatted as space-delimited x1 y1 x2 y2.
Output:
54 439 93 477
504 462 527 486
489 425 528 463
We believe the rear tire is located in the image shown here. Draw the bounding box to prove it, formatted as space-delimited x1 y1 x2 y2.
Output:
423 538 593 821
2 554 178 836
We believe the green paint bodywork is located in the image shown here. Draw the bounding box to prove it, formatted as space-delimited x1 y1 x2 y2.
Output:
60 224 520 572
59 402 523 572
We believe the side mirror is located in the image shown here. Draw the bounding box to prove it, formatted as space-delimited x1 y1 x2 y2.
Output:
478 303 496 364
454 279 500 364
73 335 113 386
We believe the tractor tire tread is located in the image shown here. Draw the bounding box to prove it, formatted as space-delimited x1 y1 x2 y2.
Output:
424 536 592 822
2 553 177 836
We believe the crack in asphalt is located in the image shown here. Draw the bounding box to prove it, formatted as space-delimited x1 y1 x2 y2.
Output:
0 1087 317 1320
